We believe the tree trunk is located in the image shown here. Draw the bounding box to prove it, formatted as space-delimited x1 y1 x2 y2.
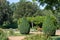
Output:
31 22 33 28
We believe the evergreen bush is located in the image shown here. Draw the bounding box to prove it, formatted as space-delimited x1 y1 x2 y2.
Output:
18 17 30 34
0 28 7 40
42 14 57 36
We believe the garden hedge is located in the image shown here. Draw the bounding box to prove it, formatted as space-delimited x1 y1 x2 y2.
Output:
18 17 30 34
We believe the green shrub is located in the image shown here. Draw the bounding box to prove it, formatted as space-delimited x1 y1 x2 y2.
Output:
9 28 14 36
18 17 30 34
51 36 60 40
24 34 52 40
8 22 18 28
2 21 10 28
0 28 7 40
20 16 56 27
2 21 18 29
27 16 56 27
42 14 57 36
27 16 45 25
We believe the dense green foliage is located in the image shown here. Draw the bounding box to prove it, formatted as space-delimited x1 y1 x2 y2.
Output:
52 36 60 40
18 16 56 28
0 0 60 40
42 14 57 36
24 34 60 40
33 0 60 28
33 0 60 10
0 0 59 29
24 34 53 40
13 0 42 18
0 28 7 40
27 16 56 27
9 28 14 36
2 21 18 28
27 16 45 24
18 17 30 34
0 0 13 25
10 3 17 12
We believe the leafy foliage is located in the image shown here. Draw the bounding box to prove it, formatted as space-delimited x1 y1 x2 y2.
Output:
24 34 52 40
32 0 60 28
51 36 60 40
2 21 18 28
0 0 13 25
14 1 42 18
9 28 14 36
10 3 17 12
18 17 30 34
42 14 57 36
27 16 56 26
33 0 60 10
0 28 7 40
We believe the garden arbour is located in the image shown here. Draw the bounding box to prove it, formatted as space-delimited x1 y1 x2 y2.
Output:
18 16 57 29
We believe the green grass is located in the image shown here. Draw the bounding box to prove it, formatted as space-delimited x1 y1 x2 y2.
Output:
24 34 60 40
2 29 60 40
51 36 60 40
24 34 49 40
3 29 37 36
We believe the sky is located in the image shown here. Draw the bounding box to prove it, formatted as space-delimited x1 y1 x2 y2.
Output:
7 0 45 10
7 0 32 4
7 0 19 4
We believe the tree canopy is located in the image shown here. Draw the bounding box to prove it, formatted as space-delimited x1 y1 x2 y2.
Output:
13 1 42 19
33 0 60 10
0 0 13 25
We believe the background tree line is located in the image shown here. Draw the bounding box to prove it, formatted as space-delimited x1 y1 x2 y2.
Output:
0 0 60 28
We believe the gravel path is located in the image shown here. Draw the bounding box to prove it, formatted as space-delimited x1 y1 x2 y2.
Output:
8 30 60 40
8 32 42 40
8 36 26 40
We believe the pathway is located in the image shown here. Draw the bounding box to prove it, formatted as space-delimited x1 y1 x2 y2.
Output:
8 30 60 40
8 31 42 40
8 36 26 40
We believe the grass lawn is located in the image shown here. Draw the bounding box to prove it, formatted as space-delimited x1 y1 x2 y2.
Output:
1 28 60 40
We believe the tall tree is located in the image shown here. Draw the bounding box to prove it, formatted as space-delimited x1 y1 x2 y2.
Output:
33 0 60 10
33 0 60 28
10 3 17 12
0 0 13 25
14 0 42 18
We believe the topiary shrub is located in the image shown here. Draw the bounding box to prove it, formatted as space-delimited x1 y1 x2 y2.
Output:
42 14 57 36
18 17 30 34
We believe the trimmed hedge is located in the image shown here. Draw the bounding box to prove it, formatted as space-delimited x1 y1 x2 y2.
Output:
42 15 57 36
27 16 45 24
18 17 30 34
19 16 56 28
27 16 56 27
2 21 18 29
